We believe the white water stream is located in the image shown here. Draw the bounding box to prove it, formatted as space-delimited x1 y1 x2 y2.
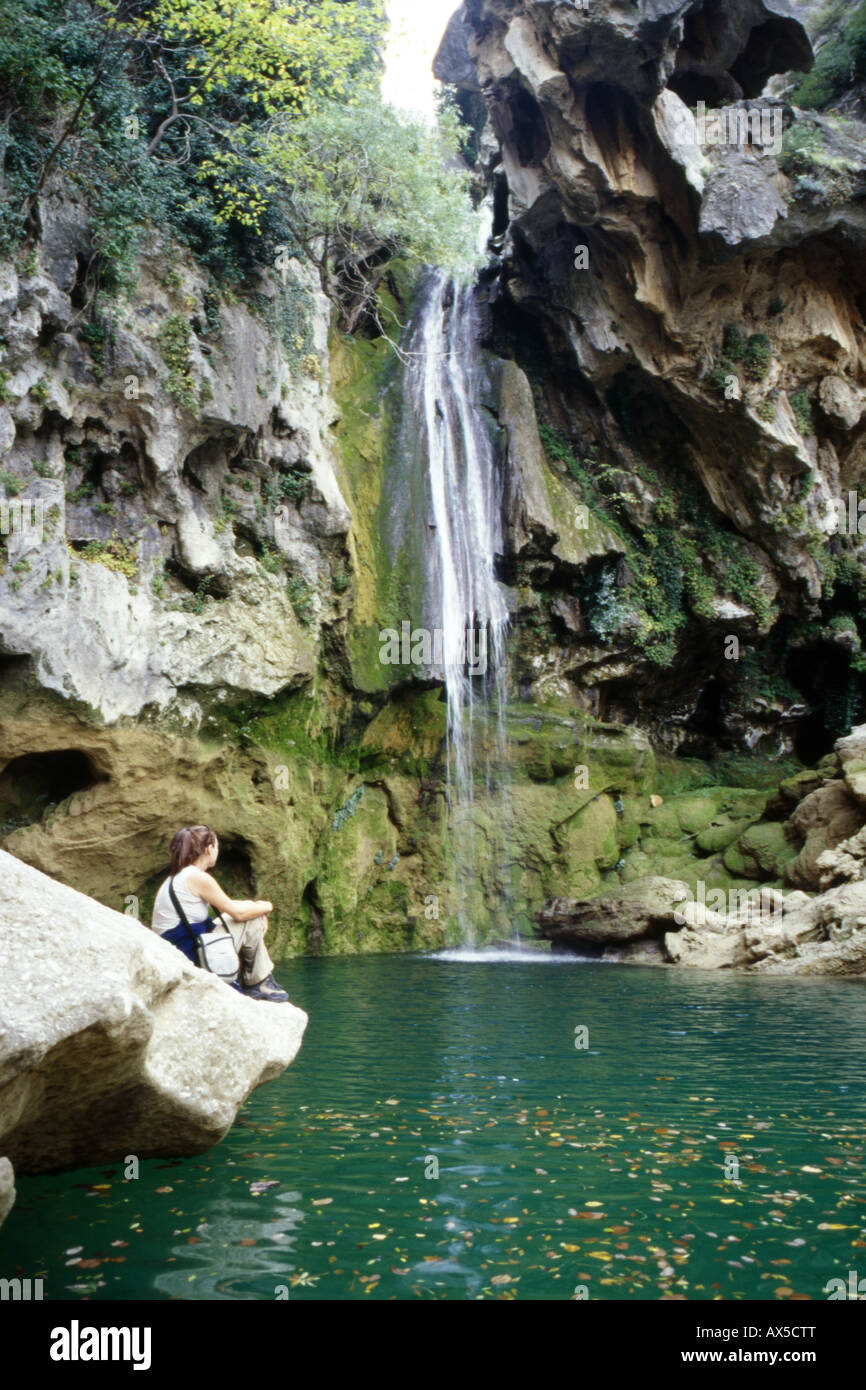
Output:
403 271 511 943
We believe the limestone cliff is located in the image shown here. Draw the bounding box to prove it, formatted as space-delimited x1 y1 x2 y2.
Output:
438 0 866 759
2 0 866 962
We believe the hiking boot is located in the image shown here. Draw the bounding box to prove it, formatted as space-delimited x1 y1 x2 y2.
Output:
243 974 290 1004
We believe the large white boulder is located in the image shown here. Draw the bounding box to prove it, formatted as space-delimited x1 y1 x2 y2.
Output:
0 850 307 1224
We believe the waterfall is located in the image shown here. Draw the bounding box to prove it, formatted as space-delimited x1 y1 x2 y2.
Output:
402 270 511 945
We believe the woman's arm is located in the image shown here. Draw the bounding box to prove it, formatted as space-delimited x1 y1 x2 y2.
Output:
186 869 273 922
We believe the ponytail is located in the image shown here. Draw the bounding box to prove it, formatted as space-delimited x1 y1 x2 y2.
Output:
170 825 217 875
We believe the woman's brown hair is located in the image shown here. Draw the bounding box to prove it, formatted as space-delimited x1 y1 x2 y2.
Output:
170 825 217 875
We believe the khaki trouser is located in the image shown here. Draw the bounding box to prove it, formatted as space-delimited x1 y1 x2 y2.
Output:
215 913 274 988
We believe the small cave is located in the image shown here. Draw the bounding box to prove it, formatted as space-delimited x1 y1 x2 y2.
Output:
492 169 510 243
300 880 324 956
211 836 256 900
678 678 731 760
787 643 864 764
494 84 550 168
0 652 32 695
164 554 230 601
0 749 103 837
671 1 813 104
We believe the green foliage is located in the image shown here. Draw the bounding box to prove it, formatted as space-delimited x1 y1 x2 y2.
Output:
722 324 746 362
781 119 860 204
259 93 483 287
743 334 773 381
156 313 196 410
69 535 138 578
258 541 285 575
709 358 738 395
757 399 776 422
539 419 779 664
279 470 312 505
791 1 866 110
727 650 801 716
80 318 106 373
790 389 815 436
0 0 389 287
0 468 22 496
287 574 315 625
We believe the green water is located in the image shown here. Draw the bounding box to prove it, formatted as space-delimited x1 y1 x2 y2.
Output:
3 953 866 1301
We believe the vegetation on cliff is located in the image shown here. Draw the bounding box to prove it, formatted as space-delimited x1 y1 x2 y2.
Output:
0 0 477 319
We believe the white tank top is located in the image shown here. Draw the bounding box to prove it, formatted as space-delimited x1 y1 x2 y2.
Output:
151 865 211 935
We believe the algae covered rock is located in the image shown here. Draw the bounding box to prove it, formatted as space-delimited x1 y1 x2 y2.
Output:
535 876 691 948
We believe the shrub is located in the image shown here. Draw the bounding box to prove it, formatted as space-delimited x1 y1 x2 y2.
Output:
743 334 772 381
790 390 815 436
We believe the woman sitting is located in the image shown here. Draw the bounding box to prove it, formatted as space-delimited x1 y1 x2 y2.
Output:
151 825 289 1004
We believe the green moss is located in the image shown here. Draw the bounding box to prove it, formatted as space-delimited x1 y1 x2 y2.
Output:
69 536 138 579
156 313 196 411
790 390 815 436
743 334 772 381
330 329 427 691
722 324 746 362
286 574 316 625
0 469 22 496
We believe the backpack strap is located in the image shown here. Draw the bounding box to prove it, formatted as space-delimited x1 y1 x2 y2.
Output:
168 875 200 950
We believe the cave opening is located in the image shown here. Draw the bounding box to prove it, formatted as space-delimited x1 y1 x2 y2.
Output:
0 749 103 837
787 643 863 764
301 880 324 956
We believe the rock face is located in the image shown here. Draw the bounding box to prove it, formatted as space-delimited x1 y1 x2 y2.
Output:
0 192 347 724
440 0 866 759
0 849 307 1224
2 0 866 961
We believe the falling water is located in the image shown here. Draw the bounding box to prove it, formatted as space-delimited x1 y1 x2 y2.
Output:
402 270 511 944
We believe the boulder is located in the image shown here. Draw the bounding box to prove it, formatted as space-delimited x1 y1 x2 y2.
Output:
785 780 865 889
0 850 307 1215
0 1157 14 1229
836 725 866 805
535 876 691 947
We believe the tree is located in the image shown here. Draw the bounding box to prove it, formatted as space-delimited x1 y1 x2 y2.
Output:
250 92 483 329
112 0 386 160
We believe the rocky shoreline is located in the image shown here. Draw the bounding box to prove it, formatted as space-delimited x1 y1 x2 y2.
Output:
535 726 866 976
